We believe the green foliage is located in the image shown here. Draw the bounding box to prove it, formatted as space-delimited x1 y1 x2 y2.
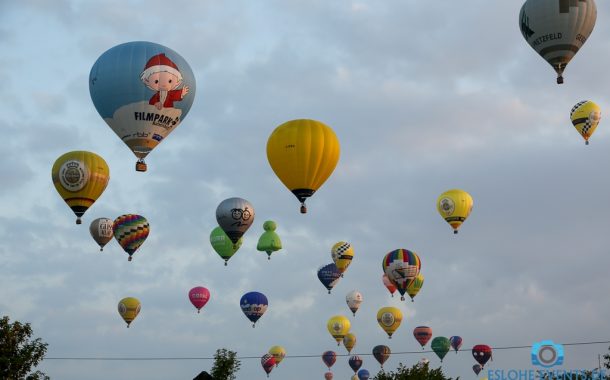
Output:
210 348 241 380
0 316 49 380
373 361 456 380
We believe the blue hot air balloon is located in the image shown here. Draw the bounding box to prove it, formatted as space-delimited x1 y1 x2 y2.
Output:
358 369 370 380
317 263 341 294
349 355 363 373
89 41 196 172
240 291 268 327
322 351 337 370
450 336 463 353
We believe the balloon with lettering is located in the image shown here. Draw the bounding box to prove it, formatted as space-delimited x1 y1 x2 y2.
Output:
382 274 397 297
382 249 421 301
51 151 110 225
327 315 351 345
373 345 391 368
357 369 370 380
349 355 363 373
113 214 150 261
343 333 357 354
473 364 483 376
266 119 340 213
256 220 282 260
570 100 601 145
89 217 114 251
472 345 493 367
188 286 210 313
210 226 242 265
261 353 276 377
406 274 424 302
318 263 342 294
413 326 433 349
118 297 141 328
216 197 255 246
240 291 268 327
331 241 354 275
89 41 196 171
345 290 363 316
324 372 334 380
437 189 473 234
268 346 286 366
322 351 337 370
519 0 597 84
431 337 451 362
376 306 402 339
450 336 463 354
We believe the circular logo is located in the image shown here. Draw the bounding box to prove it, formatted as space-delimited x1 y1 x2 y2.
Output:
439 198 455 216
537 345 557 366
332 322 343 333
118 302 127 314
59 160 89 192
381 312 395 327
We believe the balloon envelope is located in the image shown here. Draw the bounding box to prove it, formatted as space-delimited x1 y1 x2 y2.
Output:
327 315 351 345
268 346 286 366
266 119 340 213
240 291 268 327
261 353 276 376
382 274 397 297
376 307 402 338
570 100 601 144
51 151 110 224
318 263 342 294
413 326 433 348
450 336 463 353
431 337 451 362
216 197 255 245
346 290 363 316
406 274 424 302
89 41 196 171
322 351 337 369
382 249 421 300
349 355 363 373
324 372 334 380
210 226 242 265
188 287 210 313
472 345 493 367
89 217 114 251
257 220 282 259
343 333 357 354
331 241 354 274
118 297 141 327
373 345 391 367
113 214 150 261
357 369 370 380
437 189 473 234
473 364 483 375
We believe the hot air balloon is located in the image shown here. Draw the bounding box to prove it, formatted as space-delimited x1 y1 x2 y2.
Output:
318 263 342 294
51 151 110 225
210 226 242 265
331 241 354 275
89 41 196 171
437 189 473 234
571 100 601 145
450 336 463 354
358 369 370 380
266 119 340 213
240 291 268 327
118 297 141 328
324 372 334 380
352 376 359 380
269 346 286 367
431 336 451 362
343 333 357 354
216 197 254 246
261 353 276 377
418 358 430 366
376 307 402 339
406 274 424 302
322 351 337 370
382 274 397 297
327 315 351 345
349 355 363 373
473 364 483 376
257 221 282 260
382 249 421 301
89 217 114 251
519 0 597 84
188 287 210 313
472 345 493 367
113 214 149 261
413 326 433 349
346 290 363 316
373 345 391 368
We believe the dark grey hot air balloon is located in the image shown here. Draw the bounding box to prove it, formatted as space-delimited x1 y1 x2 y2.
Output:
519 0 597 84
89 217 114 251
216 197 255 246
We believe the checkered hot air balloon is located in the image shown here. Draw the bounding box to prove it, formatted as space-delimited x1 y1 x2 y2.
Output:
113 214 149 261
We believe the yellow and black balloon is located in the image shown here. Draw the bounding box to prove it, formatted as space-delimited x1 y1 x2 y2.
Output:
51 151 110 224
118 297 141 328
570 100 601 145
437 189 473 234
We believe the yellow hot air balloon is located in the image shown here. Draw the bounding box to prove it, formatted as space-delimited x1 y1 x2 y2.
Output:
327 315 351 346
266 119 340 213
377 307 402 339
437 189 473 234
570 100 601 145
51 151 110 224
331 241 354 275
343 333 357 354
406 274 424 302
268 345 286 366
118 297 141 328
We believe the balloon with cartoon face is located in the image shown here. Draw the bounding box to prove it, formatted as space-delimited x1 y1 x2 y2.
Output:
472 344 493 367
216 197 255 246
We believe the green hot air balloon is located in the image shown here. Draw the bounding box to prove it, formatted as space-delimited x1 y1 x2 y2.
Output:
256 220 282 260
210 226 242 265
431 336 451 362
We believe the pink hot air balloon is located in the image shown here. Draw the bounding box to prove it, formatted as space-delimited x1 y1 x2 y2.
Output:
189 286 210 313
262 353 276 377
382 274 397 297
324 372 334 380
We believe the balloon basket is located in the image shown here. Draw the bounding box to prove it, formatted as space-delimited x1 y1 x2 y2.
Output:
557 76 564 84
586 140 590 145
454 230 458 234
300 204 307 214
197 310 200 314
100 248 103 252
135 160 147 172
128 256 132 262
224 261 228 266
76 217 82 225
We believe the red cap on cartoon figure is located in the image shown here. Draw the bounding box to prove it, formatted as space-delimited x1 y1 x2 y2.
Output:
140 53 182 81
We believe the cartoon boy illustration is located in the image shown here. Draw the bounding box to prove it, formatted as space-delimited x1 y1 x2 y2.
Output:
140 53 190 110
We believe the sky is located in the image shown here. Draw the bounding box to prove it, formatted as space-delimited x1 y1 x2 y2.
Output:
1 1 609 379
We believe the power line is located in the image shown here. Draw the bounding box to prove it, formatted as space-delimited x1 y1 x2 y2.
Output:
45 340 610 361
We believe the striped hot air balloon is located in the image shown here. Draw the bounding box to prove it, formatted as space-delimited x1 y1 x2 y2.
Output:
113 214 150 261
